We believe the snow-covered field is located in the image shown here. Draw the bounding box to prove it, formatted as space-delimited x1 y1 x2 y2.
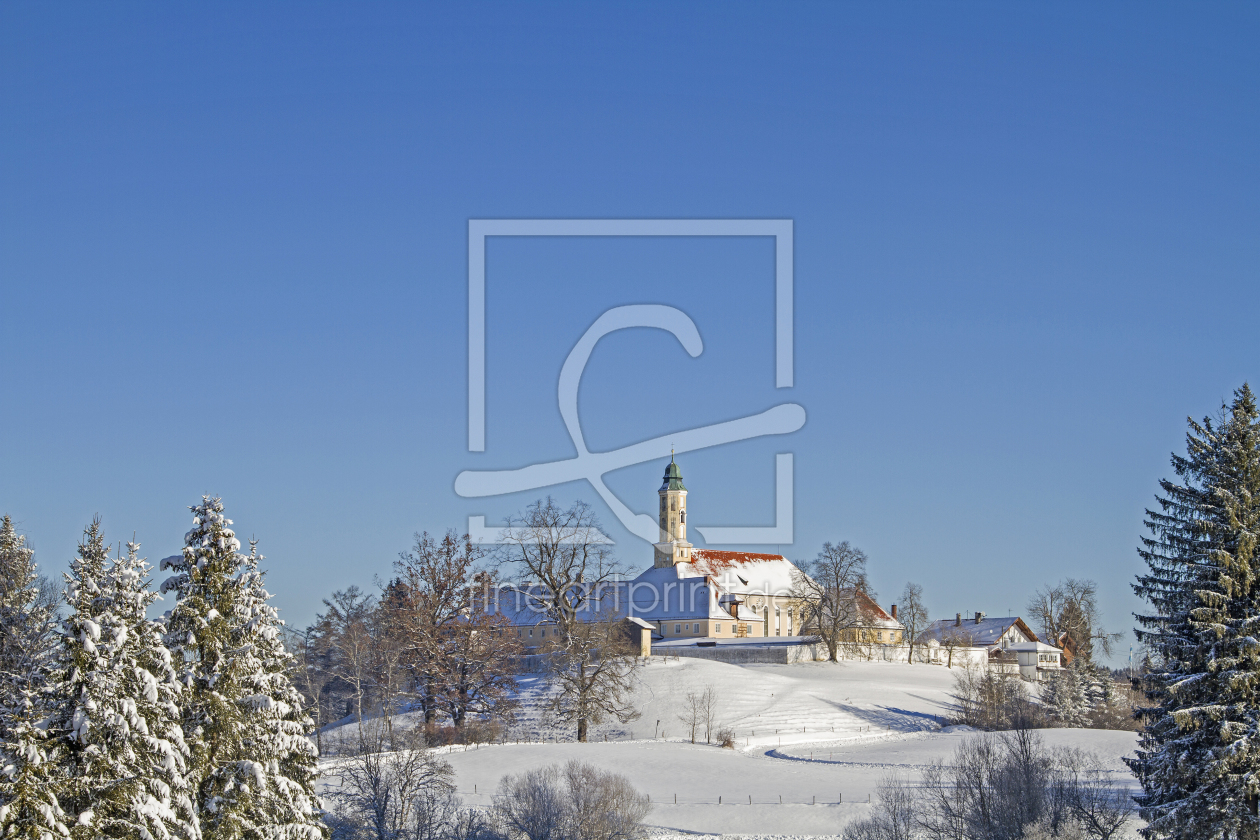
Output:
323 658 1141 838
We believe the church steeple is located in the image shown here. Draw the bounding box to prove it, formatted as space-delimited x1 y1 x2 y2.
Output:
661 452 686 492
654 454 692 567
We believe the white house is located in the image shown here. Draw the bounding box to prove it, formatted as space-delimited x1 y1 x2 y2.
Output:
919 613 1062 679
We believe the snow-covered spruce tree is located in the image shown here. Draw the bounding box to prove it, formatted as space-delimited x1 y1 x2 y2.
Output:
1043 658 1090 728
0 515 69 840
230 545 323 836
1128 384 1260 839
160 497 324 840
57 519 198 840
0 689 70 839
0 515 58 720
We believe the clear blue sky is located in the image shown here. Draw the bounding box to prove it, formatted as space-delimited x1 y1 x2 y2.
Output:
2 3 1257 660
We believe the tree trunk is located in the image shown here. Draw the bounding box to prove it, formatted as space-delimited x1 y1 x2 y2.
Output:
423 674 437 726
453 679 469 732
576 658 589 741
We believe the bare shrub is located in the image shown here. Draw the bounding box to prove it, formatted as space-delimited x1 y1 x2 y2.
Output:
446 808 504 840
495 765 565 840
325 724 459 840
841 773 917 840
855 730 1132 840
951 662 1044 730
1055 748 1133 840
494 760 650 840
424 719 505 747
563 761 652 840
716 727 735 749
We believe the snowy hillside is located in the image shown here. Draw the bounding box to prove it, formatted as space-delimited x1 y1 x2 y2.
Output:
320 658 1142 837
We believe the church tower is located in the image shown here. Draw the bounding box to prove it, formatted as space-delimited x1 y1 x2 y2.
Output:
653 454 694 567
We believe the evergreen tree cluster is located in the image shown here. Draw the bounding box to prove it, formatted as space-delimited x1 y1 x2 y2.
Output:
0 498 325 840
1042 658 1126 730
1129 384 1260 840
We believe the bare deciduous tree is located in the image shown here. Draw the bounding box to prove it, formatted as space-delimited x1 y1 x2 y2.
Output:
391 532 519 741
790 541 872 662
898 582 930 664
938 624 974 669
1026 578 1121 665
500 499 639 742
312 586 378 748
282 625 329 753
677 687 717 745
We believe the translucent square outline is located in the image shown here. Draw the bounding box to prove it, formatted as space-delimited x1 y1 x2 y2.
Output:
467 218 794 452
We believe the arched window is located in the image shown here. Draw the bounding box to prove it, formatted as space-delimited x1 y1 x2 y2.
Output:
680 509 685 523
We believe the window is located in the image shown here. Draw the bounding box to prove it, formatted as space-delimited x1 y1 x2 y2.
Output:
775 607 781 636
763 607 769 636
715 623 721 633
528 628 533 637
684 624 690 631
540 629 545 638
671 500 676 510
675 624 681 634
680 510 685 523
877 631 883 641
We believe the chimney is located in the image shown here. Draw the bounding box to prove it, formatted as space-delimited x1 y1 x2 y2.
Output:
955 613 962 627
974 612 983 625
890 604 898 620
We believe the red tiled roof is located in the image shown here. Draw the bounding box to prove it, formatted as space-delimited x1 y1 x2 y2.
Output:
690 549 787 571
855 590 894 622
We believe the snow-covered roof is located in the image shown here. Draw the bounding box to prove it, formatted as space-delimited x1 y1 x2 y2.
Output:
653 636 816 649
683 549 804 597
491 582 627 626
919 616 1038 649
1008 641 1061 653
625 563 737 622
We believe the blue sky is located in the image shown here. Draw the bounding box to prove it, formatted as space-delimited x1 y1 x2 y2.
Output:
2 3 1257 659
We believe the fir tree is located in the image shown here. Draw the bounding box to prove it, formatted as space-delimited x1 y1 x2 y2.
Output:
1128 384 1260 839
0 516 57 719
227 546 323 838
0 689 70 840
1044 658 1090 728
160 497 323 840
0 515 69 840
58 520 198 840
